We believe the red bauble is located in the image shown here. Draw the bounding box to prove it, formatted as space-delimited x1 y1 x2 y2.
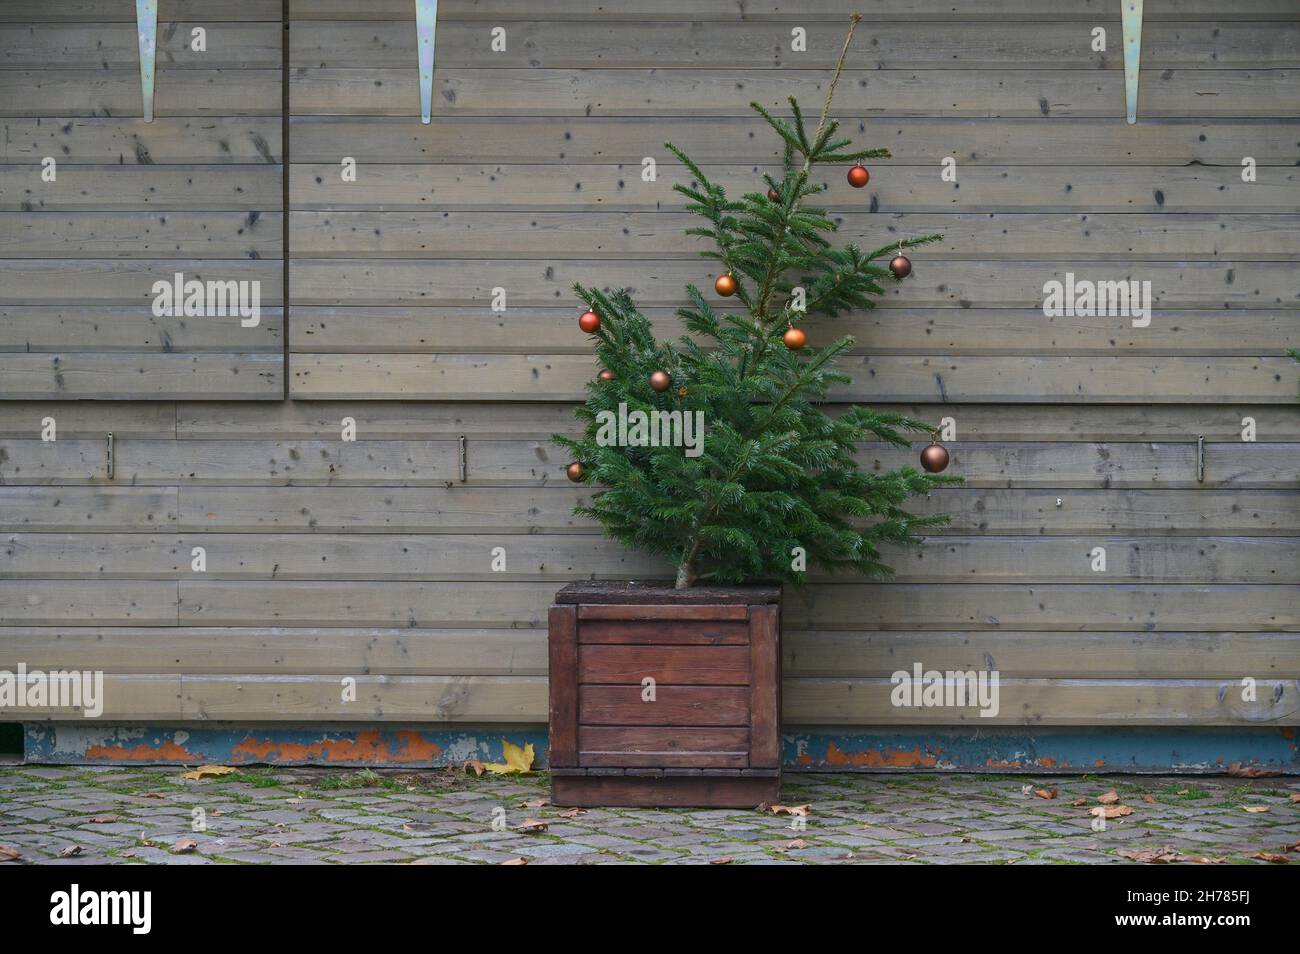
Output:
649 370 672 392
598 369 615 381
766 187 780 202
889 254 913 279
920 440 950 474
578 310 601 333
783 327 807 351
566 462 585 482
714 273 738 297
847 164 870 188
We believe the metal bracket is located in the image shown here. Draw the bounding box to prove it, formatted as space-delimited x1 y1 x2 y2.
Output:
136 0 158 123
1122 0 1143 124
458 434 467 482
416 0 438 124
1196 435 1205 483
106 432 115 480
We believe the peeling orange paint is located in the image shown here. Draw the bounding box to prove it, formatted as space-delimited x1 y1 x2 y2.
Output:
824 740 938 768
85 739 199 762
230 730 442 764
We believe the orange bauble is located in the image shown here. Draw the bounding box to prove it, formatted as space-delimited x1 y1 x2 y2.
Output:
847 164 870 188
598 369 615 381
714 273 738 297
889 254 912 279
783 327 807 350
578 310 601 333
566 462 585 482
649 370 672 392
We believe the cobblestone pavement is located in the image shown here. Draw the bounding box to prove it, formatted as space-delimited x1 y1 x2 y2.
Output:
1 765 1297 865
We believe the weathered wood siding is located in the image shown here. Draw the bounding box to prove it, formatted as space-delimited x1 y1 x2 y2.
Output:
0 0 1297 731
0 0 284 399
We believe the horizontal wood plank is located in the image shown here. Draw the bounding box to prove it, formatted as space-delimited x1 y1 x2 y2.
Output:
291 68 1300 118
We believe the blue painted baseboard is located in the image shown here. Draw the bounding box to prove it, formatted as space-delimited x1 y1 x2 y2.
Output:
21 723 1300 774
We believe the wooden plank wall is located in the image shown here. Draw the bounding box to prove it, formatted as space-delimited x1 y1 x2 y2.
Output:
0 0 284 399
0 0 1297 731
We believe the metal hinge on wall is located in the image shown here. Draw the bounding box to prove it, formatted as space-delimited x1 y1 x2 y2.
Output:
1122 0 1143 124
416 0 439 124
136 0 157 122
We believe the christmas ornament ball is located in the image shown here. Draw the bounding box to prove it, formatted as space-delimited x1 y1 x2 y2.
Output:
714 273 738 297
783 327 807 350
598 369 615 381
847 164 870 188
889 254 913 279
566 462 585 482
920 440 950 474
766 187 780 202
649 370 672 392
578 310 601 333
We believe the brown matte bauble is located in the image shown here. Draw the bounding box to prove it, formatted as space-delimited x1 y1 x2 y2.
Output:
714 273 738 297
767 187 780 202
920 440 950 474
649 370 672 392
847 164 870 188
578 310 601 333
889 254 913 279
598 369 615 381
566 462 585 482
783 327 807 351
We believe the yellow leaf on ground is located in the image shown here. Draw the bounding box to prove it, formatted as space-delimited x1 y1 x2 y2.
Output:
1090 805 1134 819
178 765 236 781
483 740 534 775
501 857 528 865
1241 805 1270 814
1098 789 1120 805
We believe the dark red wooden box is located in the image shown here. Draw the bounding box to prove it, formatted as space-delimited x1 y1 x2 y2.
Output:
548 582 781 807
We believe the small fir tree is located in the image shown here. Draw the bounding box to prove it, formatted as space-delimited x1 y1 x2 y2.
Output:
555 16 958 589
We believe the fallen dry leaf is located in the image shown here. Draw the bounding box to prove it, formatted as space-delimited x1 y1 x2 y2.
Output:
1098 790 1121 805
0 845 21 862
518 797 550 809
1119 847 1181 864
136 792 166 800
483 740 534 776
1249 852 1289 864
500 857 528 866
1290 794 1300 803
56 846 82 858
784 839 809 850
515 818 548 833
1188 856 1227 865
1142 793 1158 804
463 760 486 776
709 857 733 865
172 838 198 854
86 815 119 824
1228 763 1281 778
558 808 587 818
1069 798 1088 807
1281 841 1300 853
1242 805 1270 814
1090 805 1134 819
770 804 811 817
1177 789 1190 796
1033 788 1058 800
178 765 236 781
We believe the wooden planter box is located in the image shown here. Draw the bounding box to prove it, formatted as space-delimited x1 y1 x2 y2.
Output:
548 582 781 807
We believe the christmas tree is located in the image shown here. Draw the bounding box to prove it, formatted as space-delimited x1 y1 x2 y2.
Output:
555 16 957 589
